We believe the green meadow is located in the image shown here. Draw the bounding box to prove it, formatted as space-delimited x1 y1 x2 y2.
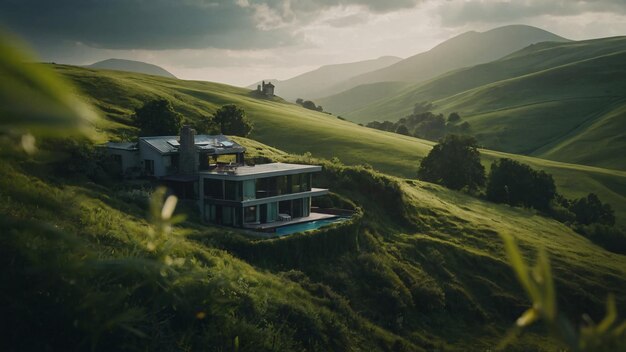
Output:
2 51 625 351
4 133 626 350
318 37 626 171
55 64 626 225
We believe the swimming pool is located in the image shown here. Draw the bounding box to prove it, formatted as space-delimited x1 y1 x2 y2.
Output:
274 216 349 236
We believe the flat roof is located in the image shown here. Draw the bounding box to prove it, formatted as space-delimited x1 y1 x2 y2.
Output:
140 134 245 155
199 162 322 180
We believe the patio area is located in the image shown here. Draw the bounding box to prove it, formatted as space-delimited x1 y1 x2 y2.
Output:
243 212 337 231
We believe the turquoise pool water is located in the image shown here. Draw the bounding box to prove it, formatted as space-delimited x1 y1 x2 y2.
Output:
275 217 349 236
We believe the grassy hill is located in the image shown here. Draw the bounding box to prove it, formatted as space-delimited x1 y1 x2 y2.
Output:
4 134 626 350
53 64 626 227
4 51 626 350
317 81 413 117
87 58 177 78
325 25 567 96
320 36 626 123
247 56 402 101
322 36 626 171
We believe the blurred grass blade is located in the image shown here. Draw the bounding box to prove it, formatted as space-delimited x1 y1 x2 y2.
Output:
516 308 539 327
596 294 617 333
500 232 540 302
0 32 98 138
537 248 556 321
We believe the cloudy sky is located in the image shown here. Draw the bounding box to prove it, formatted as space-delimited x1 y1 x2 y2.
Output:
2 0 625 86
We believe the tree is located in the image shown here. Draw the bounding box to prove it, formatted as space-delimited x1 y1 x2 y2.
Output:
192 115 218 134
133 99 182 136
212 104 253 137
296 98 303 105
301 100 318 110
413 101 433 114
570 193 615 226
447 112 461 123
418 134 485 190
395 124 410 135
486 158 556 211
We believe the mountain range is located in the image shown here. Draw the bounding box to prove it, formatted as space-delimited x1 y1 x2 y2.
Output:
247 56 402 101
319 36 626 170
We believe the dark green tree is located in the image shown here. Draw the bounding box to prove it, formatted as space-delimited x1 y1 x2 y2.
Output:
301 100 320 111
486 158 556 211
418 134 485 190
192 115 218 134
212 104 253 137
570 193 615 226
133 99 182 136
447 112 461 123
395 124 410 135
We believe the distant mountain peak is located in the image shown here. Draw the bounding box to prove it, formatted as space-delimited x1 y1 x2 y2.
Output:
87 58 176 78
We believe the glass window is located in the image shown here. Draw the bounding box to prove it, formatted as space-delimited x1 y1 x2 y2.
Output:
302 173 311 191
277 176 289 195
144 159 154 175
244 206 257 223
268 202 278 222
224 180 240 201
222 206 233 225
243 180 255 200
293 198 303 218
204 179 223 199
302 197 310 217
291 174 301 193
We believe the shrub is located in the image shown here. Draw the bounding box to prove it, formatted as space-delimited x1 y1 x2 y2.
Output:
569 193 615 226
575 224 626 254
447 112 461 123
418 134 485 191
486 158 556 211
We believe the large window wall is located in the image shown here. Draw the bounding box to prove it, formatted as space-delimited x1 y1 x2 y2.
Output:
204 173 313 201
204 198 311 226
255 173 312 199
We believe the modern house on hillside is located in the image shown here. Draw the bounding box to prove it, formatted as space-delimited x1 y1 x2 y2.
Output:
105 126 329 230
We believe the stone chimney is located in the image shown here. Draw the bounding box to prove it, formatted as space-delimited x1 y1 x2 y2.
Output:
179 125 198 175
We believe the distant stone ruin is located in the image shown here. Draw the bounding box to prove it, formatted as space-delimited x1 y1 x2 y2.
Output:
256 80 275 97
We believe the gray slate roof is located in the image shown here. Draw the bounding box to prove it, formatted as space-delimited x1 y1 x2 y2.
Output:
140 135 245 155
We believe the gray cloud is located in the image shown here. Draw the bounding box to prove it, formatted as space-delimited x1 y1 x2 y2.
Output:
0 0 423 51
438 0 626 27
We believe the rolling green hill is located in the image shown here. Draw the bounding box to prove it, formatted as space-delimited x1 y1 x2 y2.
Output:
54 64 626 226
247 56 402 101
321 36 626 171
4 135 626 350
317 81 413 117
325 25 567 96
4 46 626 351
87 58 177 78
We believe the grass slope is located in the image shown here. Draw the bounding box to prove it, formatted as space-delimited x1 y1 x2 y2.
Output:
434 50 626 163
248 56 402 101
4 135 626 350
54 64 626 226
88 58 177 78
317 81 413 117
337 36 626 123
327 25 567 96
325 37 626 171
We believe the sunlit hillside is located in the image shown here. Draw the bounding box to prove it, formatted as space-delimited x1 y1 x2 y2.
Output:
56 64 626 225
